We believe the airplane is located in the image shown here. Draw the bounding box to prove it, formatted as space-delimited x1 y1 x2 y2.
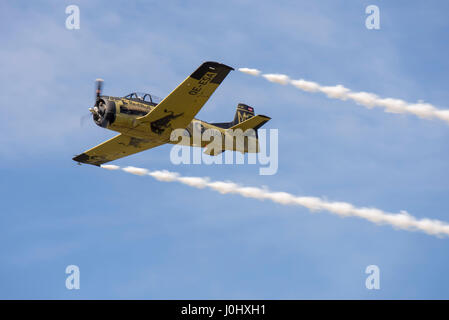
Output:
73 61 271 166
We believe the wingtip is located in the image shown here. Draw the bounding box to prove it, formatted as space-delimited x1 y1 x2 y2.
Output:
202 61 234 71
190 61 234 84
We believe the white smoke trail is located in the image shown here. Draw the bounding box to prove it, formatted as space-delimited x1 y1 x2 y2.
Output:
238 67 449 125
238 67 261 76
262 73 290 85
101 164 120 170
101 165 449 237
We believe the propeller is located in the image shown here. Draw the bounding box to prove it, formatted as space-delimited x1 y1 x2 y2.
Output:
88 78 115 128
95 78 104 106
89 78 104 120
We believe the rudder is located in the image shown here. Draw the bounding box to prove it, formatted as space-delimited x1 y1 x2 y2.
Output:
232 103 255 126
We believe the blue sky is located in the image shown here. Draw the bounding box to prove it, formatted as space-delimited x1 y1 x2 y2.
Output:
1 0 449 299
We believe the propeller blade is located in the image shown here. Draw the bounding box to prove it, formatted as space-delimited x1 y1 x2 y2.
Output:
95 78 104 106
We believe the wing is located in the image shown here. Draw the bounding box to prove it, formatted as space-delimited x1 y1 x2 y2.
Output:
135 61 233 137
73 134 165 166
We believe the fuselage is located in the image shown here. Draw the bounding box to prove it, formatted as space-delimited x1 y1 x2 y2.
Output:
93 94 257 152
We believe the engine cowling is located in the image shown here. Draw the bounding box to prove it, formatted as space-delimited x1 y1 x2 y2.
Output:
93 99 116 128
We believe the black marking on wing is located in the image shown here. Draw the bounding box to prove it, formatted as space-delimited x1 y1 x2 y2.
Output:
150 111 184 135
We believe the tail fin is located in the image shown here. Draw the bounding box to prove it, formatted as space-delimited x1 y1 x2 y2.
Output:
207 103 271 154
232 103 255 126
211 103 269 130
228 108 271 154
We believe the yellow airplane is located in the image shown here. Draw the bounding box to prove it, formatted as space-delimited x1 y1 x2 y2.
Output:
73 61 271 166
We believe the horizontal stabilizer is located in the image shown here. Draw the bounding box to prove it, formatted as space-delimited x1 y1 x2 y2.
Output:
229 114 271 132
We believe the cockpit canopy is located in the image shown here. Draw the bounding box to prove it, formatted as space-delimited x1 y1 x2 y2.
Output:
123 92 161 105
